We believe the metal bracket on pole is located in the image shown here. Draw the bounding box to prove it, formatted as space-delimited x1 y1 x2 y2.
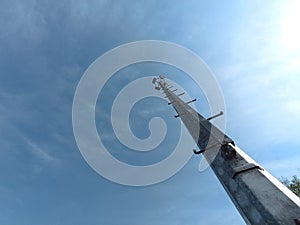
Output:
207 111 223 121
174 113 186 118
170 89 178 92
177 92 185 97
232 163 263 179
185 99 196 104
193 142 221 154
193 149 206 154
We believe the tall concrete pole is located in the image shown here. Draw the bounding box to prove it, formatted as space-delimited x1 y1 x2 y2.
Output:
154 77 300 225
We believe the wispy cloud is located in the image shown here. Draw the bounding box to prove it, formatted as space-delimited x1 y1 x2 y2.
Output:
23 137 60 165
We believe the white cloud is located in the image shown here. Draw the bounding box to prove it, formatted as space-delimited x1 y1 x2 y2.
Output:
213 2 300 145
278 0 300 53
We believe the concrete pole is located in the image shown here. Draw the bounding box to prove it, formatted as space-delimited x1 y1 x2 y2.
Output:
157 78 300 225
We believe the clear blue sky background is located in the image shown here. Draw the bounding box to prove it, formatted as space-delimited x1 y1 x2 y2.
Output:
1 1 300 225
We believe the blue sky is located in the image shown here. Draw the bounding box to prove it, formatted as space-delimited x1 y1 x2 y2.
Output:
1 1 300 224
